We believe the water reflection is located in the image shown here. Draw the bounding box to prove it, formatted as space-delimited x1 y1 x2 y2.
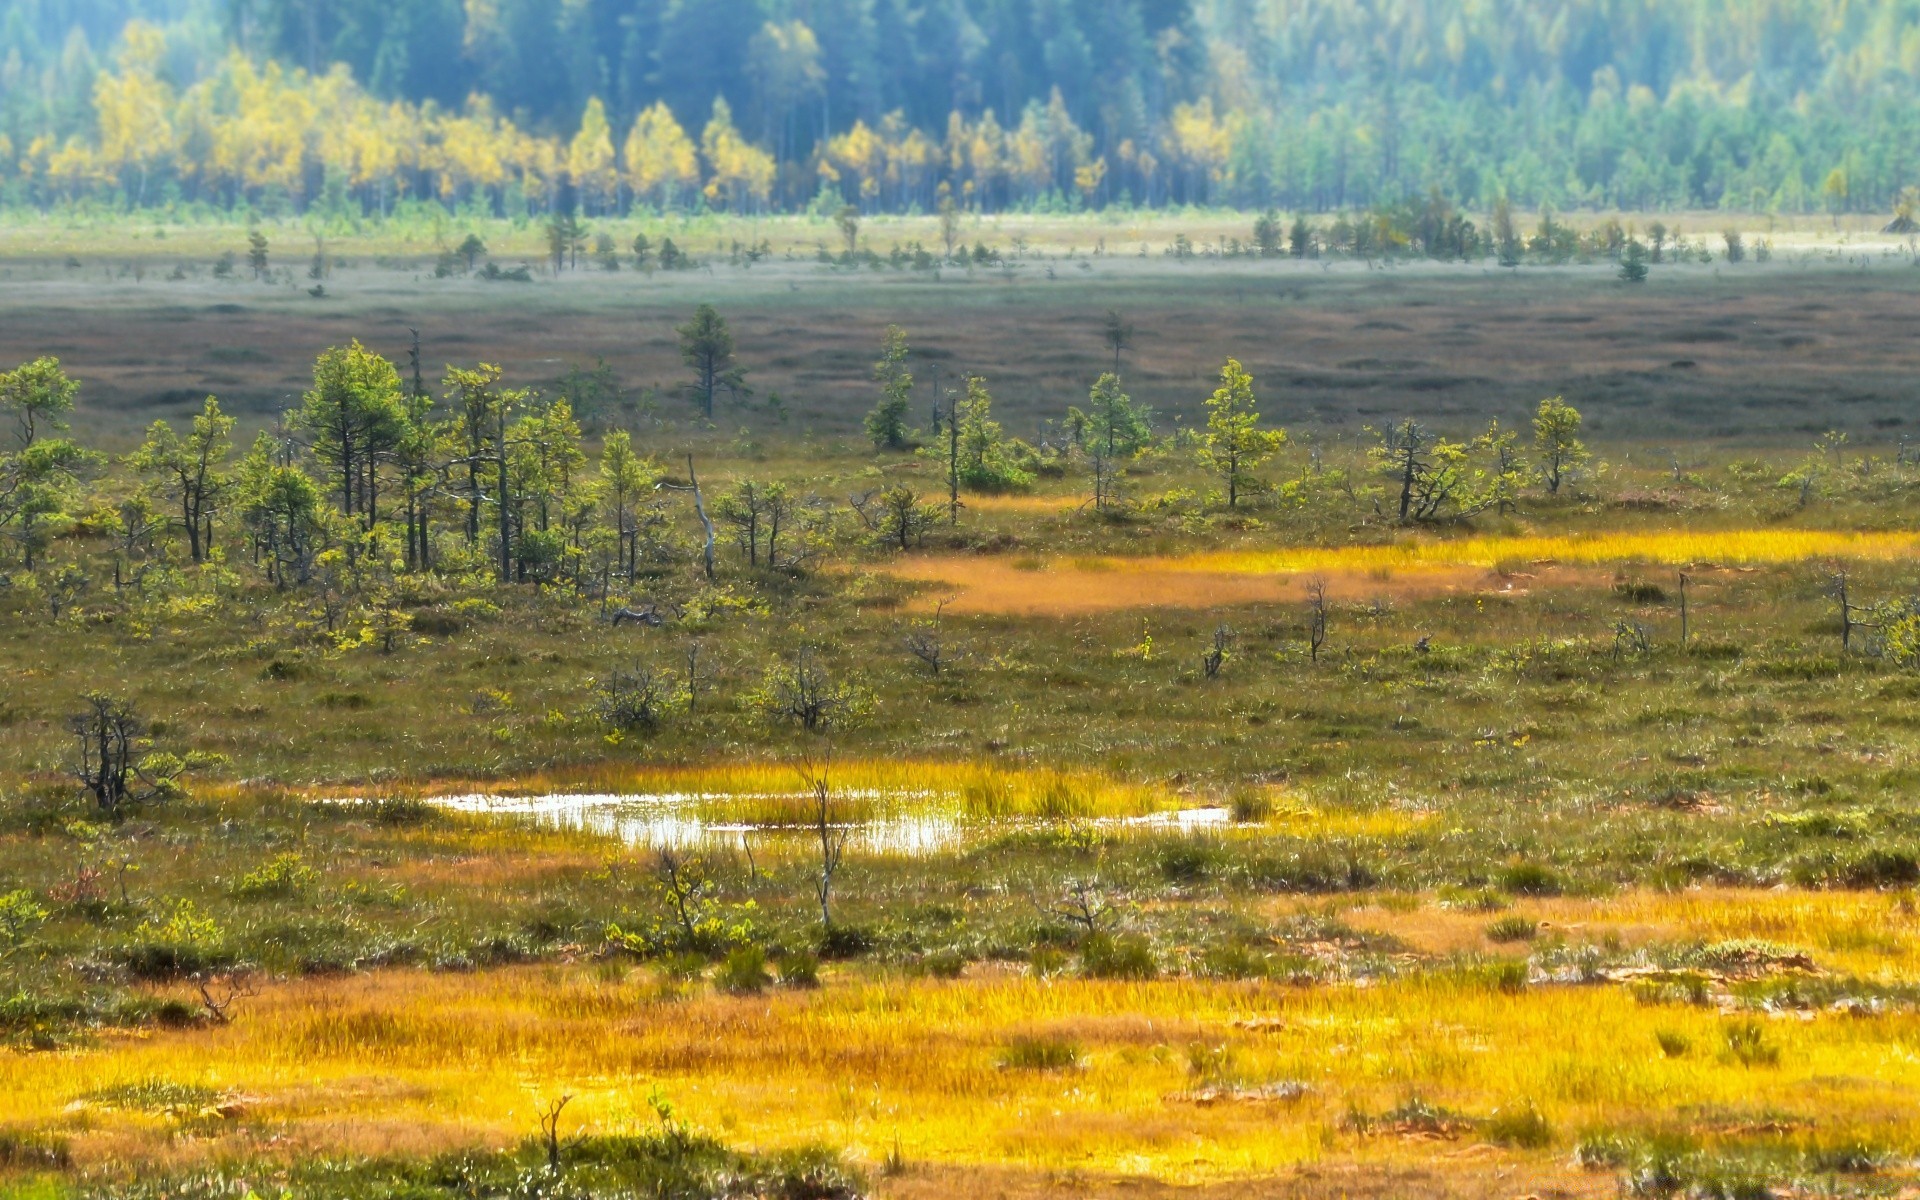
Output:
422 791 964 855
411 791 1233 857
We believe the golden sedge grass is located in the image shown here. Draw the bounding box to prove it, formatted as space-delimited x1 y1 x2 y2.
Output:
4 953 1919 1182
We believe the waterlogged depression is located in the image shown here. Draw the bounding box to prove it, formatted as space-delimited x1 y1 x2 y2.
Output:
407 790 1231 855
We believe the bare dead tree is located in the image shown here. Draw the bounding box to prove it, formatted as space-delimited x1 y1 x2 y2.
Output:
67 694 147 814
1678 571 1691 651
1306 579 1330 663
765 648 853 732
195 971 257 1025
661 455 717 581
654 848 711 947
904 599 956 676
538 1094 573 1173
1048 878 1113 935
1612 620 1652 662
1834 571 1876 652
684 640 704 714
610 603 664 627
594 664 666 731
1202 624 1234 678
796 753 848 935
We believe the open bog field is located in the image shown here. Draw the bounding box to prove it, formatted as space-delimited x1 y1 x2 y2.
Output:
10 219 1920 1199
3 217 1920 446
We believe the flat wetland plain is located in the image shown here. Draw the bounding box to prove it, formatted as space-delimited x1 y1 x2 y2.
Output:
12 217 1920 1198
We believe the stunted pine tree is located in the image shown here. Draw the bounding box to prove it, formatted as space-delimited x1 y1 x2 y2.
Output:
129 396 233 563
865 325 914 450
678 304 746 420
955 375 1032 493
1533 396 1590 496
1196 359 1285 509
297 342 408 527
1079 373 1152 459
599 431 659 581
0 357 88 569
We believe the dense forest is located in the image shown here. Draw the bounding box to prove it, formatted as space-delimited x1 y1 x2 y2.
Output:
3 0 1920 216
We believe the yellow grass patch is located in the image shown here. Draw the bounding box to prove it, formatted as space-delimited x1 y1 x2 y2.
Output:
1173 529 1920 575
1339 889 1920 978
339 760 1175 822
5 953 1920 1183
882 529 1917 614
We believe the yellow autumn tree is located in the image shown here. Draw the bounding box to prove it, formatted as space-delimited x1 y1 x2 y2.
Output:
92 21 177 204
568 97 618 212
623 102 700 209
701 98 774 211
1168 98 1231 203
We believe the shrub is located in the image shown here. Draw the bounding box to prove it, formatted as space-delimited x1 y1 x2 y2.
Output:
921 949 967 979
1841 849 1920 888
818 924 873 959
1227 785 1273 823
775 952 820 989
1079 933 1158 980
1654 1029 1691 1058
1186 1041 1240 1086
1574 1133 1633 1170
717 946 770 995
1157 838 1224 884
0 889 48 945
1485 915 1539 943
367 797 437 826
231 853 318 898
1484 1102 1553 1148
1028 946 1071 978
998 1035 1081 1071
1720 1019 1779 1067
1481 960 1530 993
1497 863 1564 897
0 1129 71 1168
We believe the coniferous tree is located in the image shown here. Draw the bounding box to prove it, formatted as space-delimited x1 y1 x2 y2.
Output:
865 325 915 450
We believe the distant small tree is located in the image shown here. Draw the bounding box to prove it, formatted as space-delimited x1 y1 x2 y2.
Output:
1722 230 1746 263
1102 310 1135 378
678 304 747 419
1492 197 1521 268
1619 238 1649 284
1196 359 1285 509
457 233 487 272
865 325 914 449
937 189 962 260
835 205 861 258
1532 396 1590 496
631 232 653 268
1252 208 1284 257
1288 214 1313 258
246 229 269 280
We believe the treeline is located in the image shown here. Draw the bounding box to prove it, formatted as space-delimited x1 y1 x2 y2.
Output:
0 310 1605 633
5 0 1920 216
